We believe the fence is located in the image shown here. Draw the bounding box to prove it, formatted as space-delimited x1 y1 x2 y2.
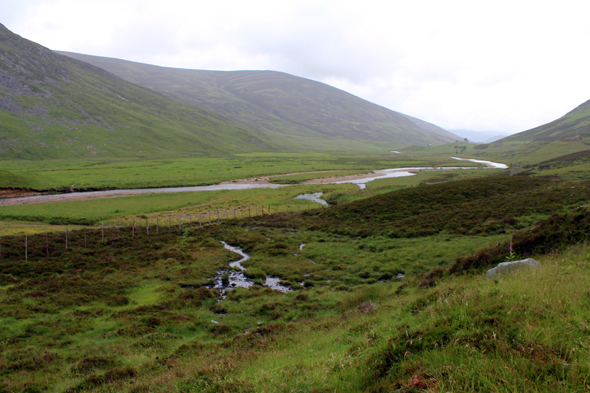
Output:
0 200 330 263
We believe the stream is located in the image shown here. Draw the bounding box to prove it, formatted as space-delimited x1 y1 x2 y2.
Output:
209 241 291 299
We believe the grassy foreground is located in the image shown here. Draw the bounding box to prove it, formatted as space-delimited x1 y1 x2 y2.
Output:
1 167 590 392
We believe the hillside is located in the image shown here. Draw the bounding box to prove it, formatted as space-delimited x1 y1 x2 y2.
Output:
0 24 276 159
58 51 458 147
503 99 590 143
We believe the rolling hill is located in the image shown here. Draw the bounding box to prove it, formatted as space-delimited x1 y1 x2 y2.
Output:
463 99 590 164
502 99 590 143
0 24 277 160
57 51 458 147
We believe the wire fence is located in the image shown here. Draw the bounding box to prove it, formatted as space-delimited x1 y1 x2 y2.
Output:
0 200 328 263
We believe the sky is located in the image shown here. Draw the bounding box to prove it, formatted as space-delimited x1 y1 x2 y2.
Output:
2 0 590 135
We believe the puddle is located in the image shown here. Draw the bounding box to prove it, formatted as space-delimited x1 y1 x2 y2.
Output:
293 193 329 206
209 241 292 299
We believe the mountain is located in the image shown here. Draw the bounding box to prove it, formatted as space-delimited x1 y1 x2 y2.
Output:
501 99 590 143
0 24 275 159
57 52 458 147
449 129 510 143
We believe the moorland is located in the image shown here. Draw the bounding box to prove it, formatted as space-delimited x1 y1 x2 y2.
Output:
2 22 590 393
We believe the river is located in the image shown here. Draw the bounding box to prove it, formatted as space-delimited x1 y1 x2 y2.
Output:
1 158 507 205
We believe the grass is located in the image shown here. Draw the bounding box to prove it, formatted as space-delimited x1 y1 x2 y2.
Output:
0 153 471 190
0 149 589 392
268 170 371 184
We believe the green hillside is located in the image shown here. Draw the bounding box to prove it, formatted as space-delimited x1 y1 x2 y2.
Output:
460 100 590 164
58 51 458 147
503 99 590 143
0 24 275 160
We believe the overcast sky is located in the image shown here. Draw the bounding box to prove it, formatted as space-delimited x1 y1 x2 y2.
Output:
2 0 589 134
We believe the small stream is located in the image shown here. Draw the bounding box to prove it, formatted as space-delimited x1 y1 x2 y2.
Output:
293 192 330 206
209 241 291 299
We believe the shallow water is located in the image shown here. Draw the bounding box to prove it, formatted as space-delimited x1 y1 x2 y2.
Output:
293 193 329 206
210 241 291 299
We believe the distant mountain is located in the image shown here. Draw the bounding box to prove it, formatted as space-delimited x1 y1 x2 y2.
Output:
450 129 511 143
58 52 458 147
501 99 590 143
0 24 271 159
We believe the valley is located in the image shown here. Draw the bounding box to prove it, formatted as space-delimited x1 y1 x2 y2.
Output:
1 22 590 393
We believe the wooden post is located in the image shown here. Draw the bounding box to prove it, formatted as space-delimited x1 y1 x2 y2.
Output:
133 219 135 238
249 205 251 217
102 222 104 243
84 228 87 247
199 213 202 227
66 229 68 250
217 209 219 222
208 211 211 225
25 235 28 260
180 215 182 231
147 223 150 235
168 216 171 232
233 207 236 219
287 202 289 212
157 217 159 234
256 205 258 216
47 232 49 256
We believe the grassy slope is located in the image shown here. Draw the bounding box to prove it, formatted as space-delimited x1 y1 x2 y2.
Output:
0 24 275 160
459 99 590 164
57 51 458 147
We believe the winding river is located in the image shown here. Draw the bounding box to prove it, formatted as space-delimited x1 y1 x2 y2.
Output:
1 158 507 205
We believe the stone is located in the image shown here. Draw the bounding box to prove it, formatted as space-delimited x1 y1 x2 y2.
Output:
486 258 540 279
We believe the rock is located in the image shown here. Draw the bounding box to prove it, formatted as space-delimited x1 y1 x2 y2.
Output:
486 258 540 279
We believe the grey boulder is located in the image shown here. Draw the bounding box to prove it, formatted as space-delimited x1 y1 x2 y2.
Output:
486 258 540 279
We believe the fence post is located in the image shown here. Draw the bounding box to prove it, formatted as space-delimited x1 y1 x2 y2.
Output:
66 229 68 250
199 213 202 227
217 209 219 222
25 235 28 260
249 206 251 217
133 219 135 238
233 207 236 219
208 211 211 225
168 216 171 232
47 232 49 256
102 222 104 243
256 205 258 216
84 228 87 247
179 216 182 231
287 202 289 212
157 217 159 234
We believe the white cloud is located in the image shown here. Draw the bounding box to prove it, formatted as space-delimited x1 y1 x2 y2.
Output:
2 0 590 133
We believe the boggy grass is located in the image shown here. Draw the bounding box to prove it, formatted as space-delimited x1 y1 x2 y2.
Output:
225 244 590 392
